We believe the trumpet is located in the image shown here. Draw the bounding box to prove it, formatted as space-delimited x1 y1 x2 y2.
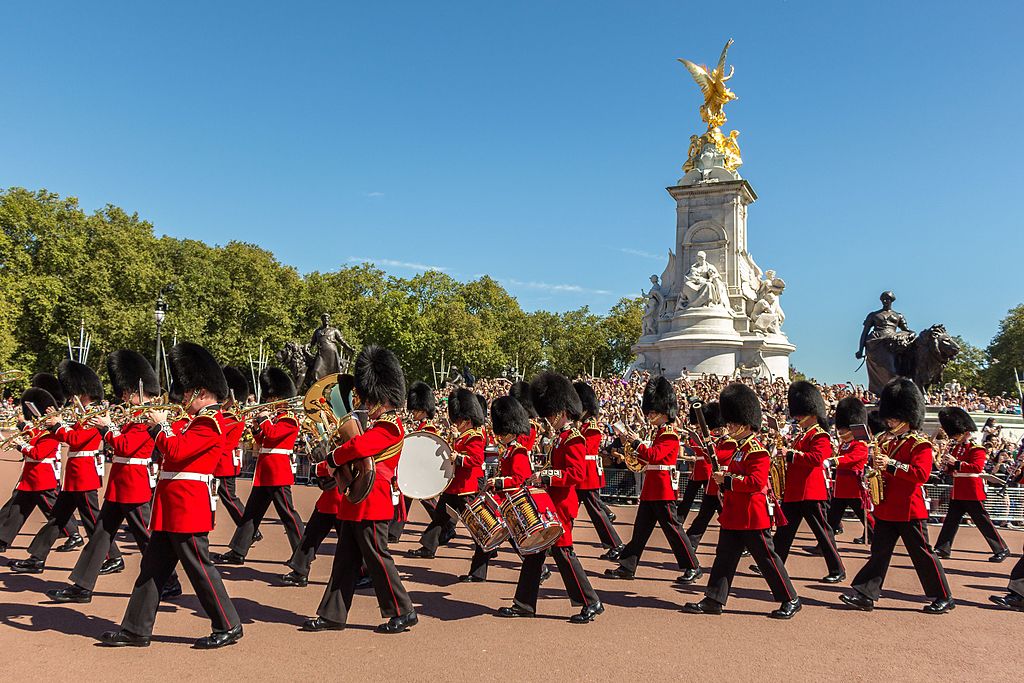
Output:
0 369 27 385
240 397 304 418
0 426 35 451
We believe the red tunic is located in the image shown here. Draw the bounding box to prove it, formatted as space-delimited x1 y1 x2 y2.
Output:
214 413 246 478
492 442 532 500
783 425 832 502
687 435 713 482
705 436 738 497
635 424 679 502
414 420 439 435
542 426 586 547
103 420 155 504
517 421 539 453
446 428 485 496
54 423 103 492
313 460 344 515
151 409 226 533
874 432 932 522
331 414 405 522
15 428 60 492
719 434 772 531
579 418 604 490
252 412 298 487
947 441 987 501
833 440 868 500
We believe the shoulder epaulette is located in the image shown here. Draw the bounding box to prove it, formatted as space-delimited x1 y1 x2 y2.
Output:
461 427 484 441
189 413 222 434
375 412 400 427
660 425 680 438
277 414 300 426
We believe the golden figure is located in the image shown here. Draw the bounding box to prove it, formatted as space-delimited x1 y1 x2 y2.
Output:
677 39 743 174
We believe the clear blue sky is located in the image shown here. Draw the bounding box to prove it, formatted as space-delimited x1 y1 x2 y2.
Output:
2 1 1022 383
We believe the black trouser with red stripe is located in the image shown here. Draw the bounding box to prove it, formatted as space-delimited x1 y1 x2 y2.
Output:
826 497 874 541
287 509 343 577
121 531 240 637
578 489 622 548
686 492 722 545
229 485 304 557
772 500 844 576
851 519 952 601
216 476 246 528
676 476 707 525
28 489 120 562
1008 551 1024 597
705 528 797 606
0 489 69 546
70 500 153 591
317 519 415 624
513 545 599 614
389 495 438 542
935 499 1008 555
617 500 699 574
419 493 470 555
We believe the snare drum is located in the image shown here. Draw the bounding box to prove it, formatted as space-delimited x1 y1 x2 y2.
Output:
499 487 563 555
454 492 509 552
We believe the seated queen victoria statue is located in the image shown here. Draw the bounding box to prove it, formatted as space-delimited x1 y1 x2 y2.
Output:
677 251 731 311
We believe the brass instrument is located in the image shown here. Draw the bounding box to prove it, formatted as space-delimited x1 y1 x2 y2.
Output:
766 419 787 501
240 396 305 419
864 433 891 506
0 369 27 385
0 427 36 451
618 440 645 473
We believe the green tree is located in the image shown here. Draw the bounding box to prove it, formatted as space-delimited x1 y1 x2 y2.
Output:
942 335 988 389
985 305 1024 393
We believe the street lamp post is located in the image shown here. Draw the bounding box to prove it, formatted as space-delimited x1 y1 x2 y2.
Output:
154 292 169 391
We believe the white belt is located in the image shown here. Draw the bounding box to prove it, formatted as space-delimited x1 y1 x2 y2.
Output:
258 448 293 456
584 455 600 461
68 450 99 459
113 457 151 466
159 471 214 484
646 464 675 471
953 473 983 478
29 458 56 465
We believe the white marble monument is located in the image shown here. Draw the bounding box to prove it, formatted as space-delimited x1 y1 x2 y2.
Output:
630 40 795 380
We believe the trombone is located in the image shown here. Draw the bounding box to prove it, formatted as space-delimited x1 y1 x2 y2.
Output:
239 396 305 419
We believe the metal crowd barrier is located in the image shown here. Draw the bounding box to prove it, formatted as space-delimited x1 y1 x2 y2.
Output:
238 450 1024 524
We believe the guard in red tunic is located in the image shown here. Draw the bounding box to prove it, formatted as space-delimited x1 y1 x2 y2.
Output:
683 382 800 619
486 396 534 499
606 377 701 583
389 380 441 542
497 372 603 623
214 367 305 565
302 345 417 634
825 397 874 542
841 378 954 614
100 342 242 648
213 366 251 530
0 389 63 551
510 381 541 454
281 460 345 587
769 381 845 583
678 400 713 526
410 388 495 582
573 381 623 556
685 401 734 548
934 407 1009 562
48 350 182 603
10 360 120 573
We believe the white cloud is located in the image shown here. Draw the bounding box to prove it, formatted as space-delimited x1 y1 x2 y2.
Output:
505 278 611 295
366 191 385 198
347 257 448 272
619 247 664 261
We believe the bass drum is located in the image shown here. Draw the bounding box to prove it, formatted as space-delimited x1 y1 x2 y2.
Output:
396 431 455 500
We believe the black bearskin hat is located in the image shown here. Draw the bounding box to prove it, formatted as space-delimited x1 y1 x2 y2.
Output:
57 359 104 402
260 367 296 400
476 394 488 418
530 372 583 420
719 382 762 430
448 387 485 426
491 396 530 436
354 345 406 409
407 381 436 418
107 350 160 399
168 342 228 401
573 381 600 418
787 380 826 422
509 381 537 418
877 377 925 430
938 406 977 437
21 388 57 421
642 376 677 420
867 409 886 437
834 396 868 431
223 366 250 405
31 372 65 407
702 401 725 430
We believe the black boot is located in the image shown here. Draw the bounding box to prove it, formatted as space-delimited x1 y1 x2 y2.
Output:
989 549 1011 563
821 571 846 584
923 597 955 615
211 550 245 565
769 598 801 619
497 604 534 618
99 557 125 575
990 593 1024 611
603 566 634 580
375 610 418 634
98 630 150 647
280 571 308 587
194 624 243 649
839 593 874 611
47 584 93 603
599 545 624 561
57 534 84 552
569 602 604 624
675 567 703 585
302 616 345 632
681 598 723 615
8 557 44 574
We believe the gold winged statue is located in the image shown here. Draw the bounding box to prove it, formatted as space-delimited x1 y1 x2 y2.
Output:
677 39 742 174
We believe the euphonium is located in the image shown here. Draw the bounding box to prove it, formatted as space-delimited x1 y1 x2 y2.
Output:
619 440 645 473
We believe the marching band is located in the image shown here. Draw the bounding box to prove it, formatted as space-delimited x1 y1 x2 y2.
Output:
0 340 1022 649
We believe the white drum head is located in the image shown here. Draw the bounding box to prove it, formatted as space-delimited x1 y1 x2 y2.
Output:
397 431 456 500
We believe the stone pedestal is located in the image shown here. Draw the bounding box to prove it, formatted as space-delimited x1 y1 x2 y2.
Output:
631 176 795 380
